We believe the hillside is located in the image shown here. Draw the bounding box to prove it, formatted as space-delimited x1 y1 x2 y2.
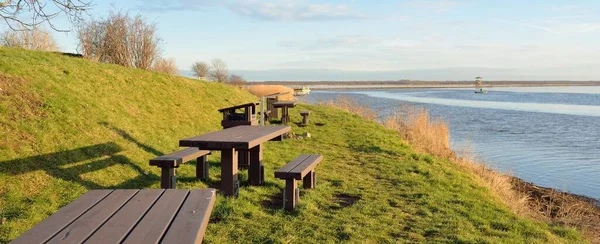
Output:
0 48 584 243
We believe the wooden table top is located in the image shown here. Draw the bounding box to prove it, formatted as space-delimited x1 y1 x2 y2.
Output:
179 125 291 150
11 189 216 244
272 101 297 107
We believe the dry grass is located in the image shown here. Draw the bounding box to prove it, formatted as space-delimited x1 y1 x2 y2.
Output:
246 85 296 101
325 96 600 242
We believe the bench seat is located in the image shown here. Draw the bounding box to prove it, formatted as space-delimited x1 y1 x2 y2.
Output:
300 110 310 125
150 148 211 189
275 154 323 210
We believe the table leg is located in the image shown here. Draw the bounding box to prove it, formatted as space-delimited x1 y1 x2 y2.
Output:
238 150 250 169
196 155 208 181
221 148 239 197
249 144 263 186
282 107 289 124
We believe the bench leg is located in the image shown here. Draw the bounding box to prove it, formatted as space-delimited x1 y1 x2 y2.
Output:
303 171 315 189
196 155 208 181
302 115 308 125
238 150 250 169
160 167 176 189
221 148 239 197
249 145 263 186
284 179 298 210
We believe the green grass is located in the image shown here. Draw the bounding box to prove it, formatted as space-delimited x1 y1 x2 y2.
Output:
0 47 584 243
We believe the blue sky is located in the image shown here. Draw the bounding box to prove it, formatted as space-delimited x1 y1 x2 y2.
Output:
5 0 600 80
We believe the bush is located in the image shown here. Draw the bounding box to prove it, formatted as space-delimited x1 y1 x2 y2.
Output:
0 29 57 51
153 57 178 75
77 11 161 70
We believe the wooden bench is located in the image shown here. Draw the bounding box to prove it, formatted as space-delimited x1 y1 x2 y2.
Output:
300 110 310 125
274 154 323 210
150 148 211 189
11 189 216 244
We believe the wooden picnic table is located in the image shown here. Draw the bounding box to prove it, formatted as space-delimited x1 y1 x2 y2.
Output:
11 189 216 244
273 101 297 124
180 125 291 197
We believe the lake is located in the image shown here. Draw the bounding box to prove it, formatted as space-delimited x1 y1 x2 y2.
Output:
300 86 600 199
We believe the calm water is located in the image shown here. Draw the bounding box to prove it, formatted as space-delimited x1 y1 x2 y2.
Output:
301 86 600 199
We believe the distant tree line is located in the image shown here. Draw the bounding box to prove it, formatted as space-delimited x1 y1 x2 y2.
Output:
191 58 246 85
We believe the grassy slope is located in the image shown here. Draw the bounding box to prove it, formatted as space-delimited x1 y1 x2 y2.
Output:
0 48 583 243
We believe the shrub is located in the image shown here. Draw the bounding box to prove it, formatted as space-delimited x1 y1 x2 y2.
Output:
152 57 178 75
0 29 57 51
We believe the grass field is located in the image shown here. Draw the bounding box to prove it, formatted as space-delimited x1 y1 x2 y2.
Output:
0 47 585 243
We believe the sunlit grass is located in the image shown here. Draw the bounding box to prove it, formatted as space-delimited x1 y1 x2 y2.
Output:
0 47 586 243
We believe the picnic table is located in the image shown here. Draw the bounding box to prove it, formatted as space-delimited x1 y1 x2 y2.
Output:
180 125 291 197
273 101 297 124
218 102 258 129
11 189 216 244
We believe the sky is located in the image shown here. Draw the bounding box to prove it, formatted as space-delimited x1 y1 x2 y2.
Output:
3 0 600 80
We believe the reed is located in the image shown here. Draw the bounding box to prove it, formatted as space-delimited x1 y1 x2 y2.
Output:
245 85 296 101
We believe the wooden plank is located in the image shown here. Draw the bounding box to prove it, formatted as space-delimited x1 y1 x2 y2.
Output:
46 189 138 244
245 126 291 149
84 189 165 244
288 154 323 180
274 154 311 179
150 148 210 167
122 190 189 244
217 102 259 112
180 126 290 150
9 190 113 244
161 189 217 243
273 101 297 108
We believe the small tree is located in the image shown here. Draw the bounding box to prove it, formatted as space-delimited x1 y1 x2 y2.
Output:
228 74 246 87
210 58 228 82
0 28 57 51
76 10 161 70
153 57 178 75
191 61 210 80
0 0 92 31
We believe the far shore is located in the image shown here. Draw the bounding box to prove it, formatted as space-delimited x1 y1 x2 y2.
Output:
247 81 600 90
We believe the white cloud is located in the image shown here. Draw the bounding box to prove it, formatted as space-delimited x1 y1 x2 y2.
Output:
493 18 600 34
401 0 459 13
138 0 363 21
228 0 363 21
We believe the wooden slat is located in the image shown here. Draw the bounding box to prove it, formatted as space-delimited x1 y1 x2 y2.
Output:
10 190 113 244
217 102 258 112
289 154 323 180
245 126 291 149
122 190 189 244
273 101 297 107
46 190 138 244
84 189 165 244
274 154 311 179
180 126 290 150
150 148 210 167
161 189 217 243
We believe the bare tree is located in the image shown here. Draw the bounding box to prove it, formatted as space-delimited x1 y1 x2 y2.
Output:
153 57 178 75
228 74 246 87
76 10 161 70
191 61 210 79
1 28 57 51
102 11 130 67
0 0 92 31
210 58 228 82
129 15 159 70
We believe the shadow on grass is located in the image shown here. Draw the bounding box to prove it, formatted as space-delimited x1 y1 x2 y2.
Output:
99 121 164 156
0 142 157 189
